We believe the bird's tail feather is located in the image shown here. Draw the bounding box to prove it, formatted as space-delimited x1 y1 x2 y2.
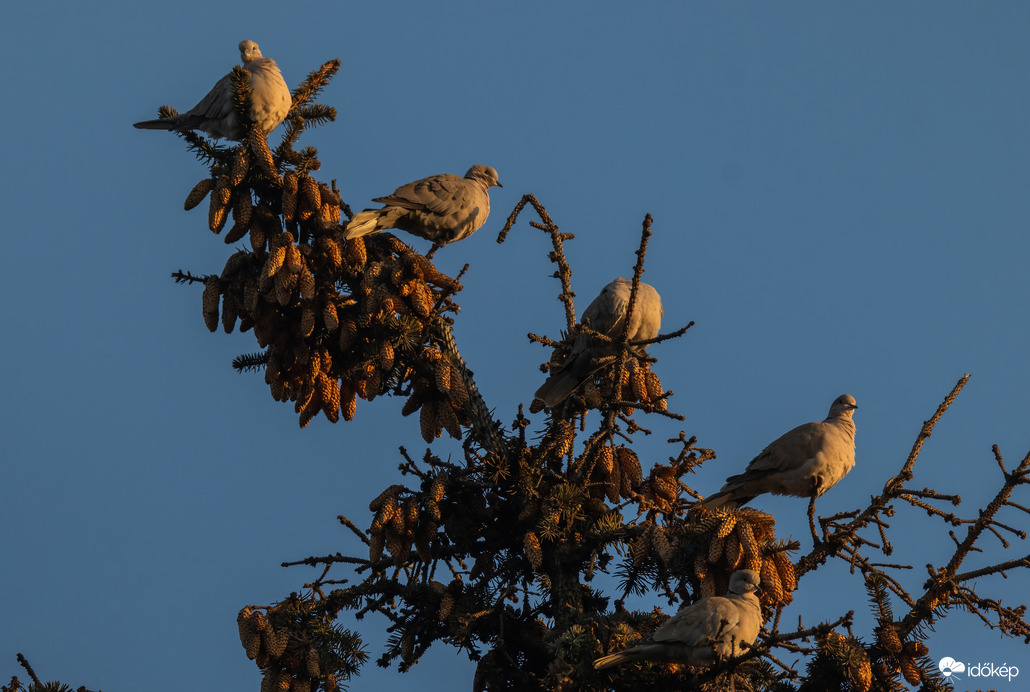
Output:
344 209 404 239
593 652 633 670
697 490 741 510
133 119 176 130
533 351 598 407
343 210 382 239
533 368 585 408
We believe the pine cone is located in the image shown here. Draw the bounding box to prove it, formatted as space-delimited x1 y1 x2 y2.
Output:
773 552 797 593
760 557 784 604
735 521 760 562
899 654 923 686
368 529 384 563
434 358 451 394
630 368 649 402
604 466 621 503
321 237 342 268
420 400 440 442
281 172 298 221
631 526 653 566
877 624 903 654
439 593 455 621
652 526 675 565
438 401 462 440
323 301 339 332
724 532 742 570
298 176 321 220
645 370 665 406
344 236 367 268
617 447 643 491
341 386 357 421
248 129 278 181
318 373 340 422
221 291 239 333
318 200 340 231
409 282 434 317
245 631 263 660
714 513 738 539
202 279 220 332
237 606 255 647
852 657 873 692
265 245 287 278
708 535 726 564
378 342 395 371
184 178 215 210
338 318 357 351
583 381 603 408
524 532 543 570
275 271 298 306
430 473 447 503
300 307 315 337
230 145 249 187
369 485 400 516
264 626 289 658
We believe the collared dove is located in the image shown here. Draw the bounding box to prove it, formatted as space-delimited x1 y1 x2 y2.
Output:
594 569 763 669
343 165 502 245
134 40 291 139
534 277 662 407
700 394 858 509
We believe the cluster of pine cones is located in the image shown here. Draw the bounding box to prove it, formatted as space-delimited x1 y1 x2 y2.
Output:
237 605 329 692
366 472 448 566
186 147 470 429
530 358 667 414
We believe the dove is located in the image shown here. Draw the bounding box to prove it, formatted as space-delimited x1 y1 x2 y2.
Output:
699 394 858 510
343 165 501 245
594 570 763 669
134 40 292 139
534 277 662 407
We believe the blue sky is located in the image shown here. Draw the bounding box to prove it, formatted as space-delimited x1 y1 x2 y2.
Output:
2 2 1029 690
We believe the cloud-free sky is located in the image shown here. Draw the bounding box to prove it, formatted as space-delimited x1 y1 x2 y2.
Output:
2 2 1028 690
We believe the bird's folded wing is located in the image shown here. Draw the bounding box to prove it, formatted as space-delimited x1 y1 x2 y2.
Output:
697 599 747 641
582 284 629 337
652 598 732 647
183 74 235 123
374 174 471 214
738 421 828 475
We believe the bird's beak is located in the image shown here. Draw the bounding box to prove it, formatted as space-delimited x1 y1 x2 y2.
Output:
496 181 503 188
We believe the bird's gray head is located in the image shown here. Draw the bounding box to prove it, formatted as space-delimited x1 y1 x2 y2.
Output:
728 570 761 596
828 394 858 419
239 40 263 62
465 165 502 189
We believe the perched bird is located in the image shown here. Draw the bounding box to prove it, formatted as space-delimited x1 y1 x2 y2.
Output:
343 165 501 245
134 40 292 139
594 570 763 669
700 394 858 510
534 277 662 407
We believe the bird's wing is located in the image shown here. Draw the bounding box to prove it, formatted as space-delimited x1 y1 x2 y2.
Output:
581 280 631 339
731 420 830 479
181 73 235 123
373 174 476 215
651 597 739 647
